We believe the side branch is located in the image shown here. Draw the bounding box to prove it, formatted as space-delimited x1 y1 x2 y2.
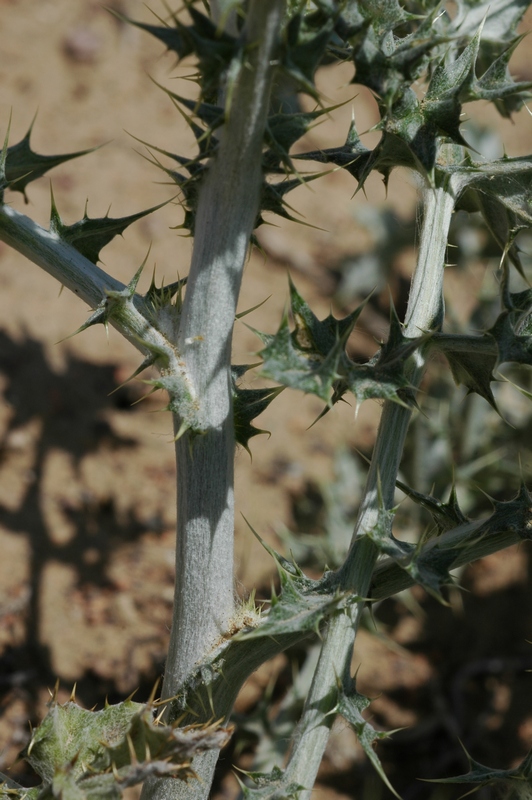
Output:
0 204 123 308
0 204 157 350
166 511 527 727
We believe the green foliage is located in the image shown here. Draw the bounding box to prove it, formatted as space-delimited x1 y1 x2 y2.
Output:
232 365 283 452
237 529 356 640
255 278 422 409
0 697 230 800
427 745 532 792
432 301 532 413
49 193 170 265
294 1 531 182
1 0 532 798
115 6 240 101
448 155 532 274
337 679 398 797
0 118 96 201
237 765 305 800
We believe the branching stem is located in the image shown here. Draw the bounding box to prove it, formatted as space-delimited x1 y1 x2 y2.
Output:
283 176 456 797
0 204 124 309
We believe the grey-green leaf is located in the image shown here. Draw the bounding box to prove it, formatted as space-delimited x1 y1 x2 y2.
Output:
50 197 170 264
3 122 97 200
338 680 399 798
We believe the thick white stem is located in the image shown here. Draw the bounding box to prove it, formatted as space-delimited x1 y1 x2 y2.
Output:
161 0 285 702
146 4 286 800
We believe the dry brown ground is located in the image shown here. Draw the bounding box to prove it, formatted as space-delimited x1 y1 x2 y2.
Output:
1 2 532 799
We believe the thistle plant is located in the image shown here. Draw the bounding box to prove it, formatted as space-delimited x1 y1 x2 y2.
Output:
1 1 532 800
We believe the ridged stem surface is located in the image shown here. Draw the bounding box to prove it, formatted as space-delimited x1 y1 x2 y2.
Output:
283 177 456 797
146 4 285 800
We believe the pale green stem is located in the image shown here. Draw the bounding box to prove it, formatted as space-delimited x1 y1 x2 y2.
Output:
283 177 456 796
0 204 201 421
0 204 123 305
0 205 195 370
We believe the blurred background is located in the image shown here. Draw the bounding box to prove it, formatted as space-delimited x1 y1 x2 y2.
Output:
1 2 532 798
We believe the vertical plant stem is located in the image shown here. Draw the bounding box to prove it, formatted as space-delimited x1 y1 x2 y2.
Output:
145 3 285 800
164 0 285 703
283 177 456 797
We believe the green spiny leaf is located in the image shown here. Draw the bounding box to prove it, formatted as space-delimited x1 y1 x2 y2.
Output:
237 765 305 800
352 24 403 102
280 14 334 99
145 274 187 312
293 116 373 184
357 0 413 38
487 483 532 543
4 119 97 200
458 187 526 277
258 309 343 402
0 114 12 200
255 279 359 389
109 355 158 395
427 744 532 787
156 88 224 132
338 678 399 798
421 28 481 147
358 472 460 601
117 7 239 100
395 480 470 533
349 3 443 110
508 287 532 314
143 152 206 235
237 522 348 641
111 9 191 57
49 194 170 264
445 156 532 277
257 282 419 409
489 309 532 366
265 104 344 171
258 170 330 226
467 35 532 116
65 301 110 340
432 333 499 411
106 257 146 301
433 299 532 408
288 276 363 356
130 116 216 168
376 91 436 179
378 300 429 367
403 541 458 602
425 29 480 101
19 698 231 800
386 484 532 601
232 366 283 453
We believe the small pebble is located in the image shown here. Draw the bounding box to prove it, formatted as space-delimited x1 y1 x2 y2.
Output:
62 27 102 64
